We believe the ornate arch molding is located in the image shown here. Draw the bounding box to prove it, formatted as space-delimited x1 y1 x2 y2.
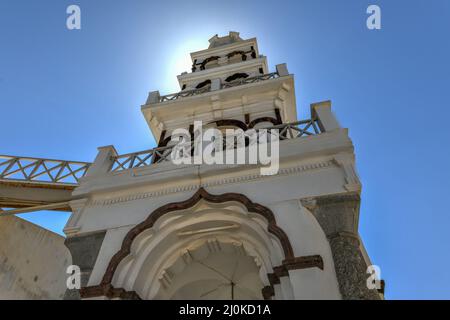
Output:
195 79 212 89
226 50 247 61
157 113 282 150
213 119 248 131
80 188 324 299
200 56 220 70
248 116 280 129
225 72 249 82
210 115 281 132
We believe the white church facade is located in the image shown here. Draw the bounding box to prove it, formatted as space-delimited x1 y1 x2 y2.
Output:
0 32 383 300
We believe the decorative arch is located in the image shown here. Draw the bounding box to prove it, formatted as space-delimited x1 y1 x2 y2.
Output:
80 188 324 299
225 72 249 82
155 113 282 157
213 119 248 131
195 79 211 89
200 56 220 70
248 116 280 129
226 50 247 61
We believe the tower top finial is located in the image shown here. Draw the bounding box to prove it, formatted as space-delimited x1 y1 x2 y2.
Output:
208 31 242 48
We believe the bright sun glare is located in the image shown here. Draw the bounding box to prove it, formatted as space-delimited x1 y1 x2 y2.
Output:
163 38 209 93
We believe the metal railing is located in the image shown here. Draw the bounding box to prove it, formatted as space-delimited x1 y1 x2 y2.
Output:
159 85 211 102
110 118 321 173
110 145 176 172
267 118 320 140
0 155 91 185
221 72 279 89
158 72 280 103
0 118 321 182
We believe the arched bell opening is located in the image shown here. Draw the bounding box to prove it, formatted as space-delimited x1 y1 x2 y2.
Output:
195 79 212 89
225 72 249 83
200 56 220 70
227 50 247 64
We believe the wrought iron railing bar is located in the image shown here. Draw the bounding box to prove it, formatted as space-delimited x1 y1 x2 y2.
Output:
0 155 90 166
160 85 211 102
112 160 127 172
300 121 313 134
0 158 14 168
114 147 169 160
1 160 35 179
159 73 279 102
310 121 319 134
22 160 44 174
279 126 289 139
0 155 91 184
110 118 321 173
42 162 57 181
67 165 87 181
289 126 296 139
261 119 316 131
133 155 144 167
17 161 29 179
117 156 133 169
1 160 27 179
54 162 69 181
154 149 163 158
29 162 64 180
57 165 89 182
58 164 76 182
222 72 279 89
134 153 153 167
28 160 44 179
129 155 138 169
0 159 18 177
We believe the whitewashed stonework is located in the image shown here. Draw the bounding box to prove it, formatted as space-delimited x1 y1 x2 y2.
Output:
64 32 382 300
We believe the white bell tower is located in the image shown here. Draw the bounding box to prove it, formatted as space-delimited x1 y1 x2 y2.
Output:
63 31 383 300
142 31 296 149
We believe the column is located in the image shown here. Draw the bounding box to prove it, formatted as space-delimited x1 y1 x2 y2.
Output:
301 193 381 300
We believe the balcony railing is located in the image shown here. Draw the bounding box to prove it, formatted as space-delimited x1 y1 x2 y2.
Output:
159 85 211 102
191 48 257 72
221 72 279 89
157 72 280 103
110 118 321 173
0 155 91 185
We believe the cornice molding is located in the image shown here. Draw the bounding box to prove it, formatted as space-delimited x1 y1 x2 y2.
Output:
88 160 336 207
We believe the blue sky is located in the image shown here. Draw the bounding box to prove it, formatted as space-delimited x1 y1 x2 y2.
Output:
1 0 450 299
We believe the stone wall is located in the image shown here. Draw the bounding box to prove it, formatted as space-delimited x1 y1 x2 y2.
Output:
0 215 71 299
